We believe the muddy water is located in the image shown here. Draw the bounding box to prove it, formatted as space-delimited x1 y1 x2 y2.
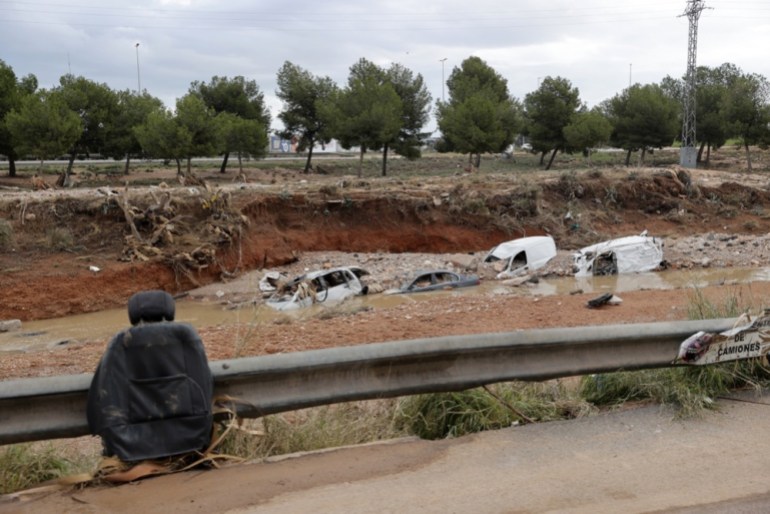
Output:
0 302 247 354
3 266 769 354
529 266 770 296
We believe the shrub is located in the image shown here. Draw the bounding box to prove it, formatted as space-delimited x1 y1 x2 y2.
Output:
557 171 584 200
218 400 406 460
0 219 12 250
396 389 513 439
588 169 603 179
46 227 74 250
743 220 759 231
0 443 90 495
395 382 593 440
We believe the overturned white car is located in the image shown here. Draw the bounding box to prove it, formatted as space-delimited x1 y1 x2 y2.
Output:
265 266 369 311
572 232 663 277
483 236 557 279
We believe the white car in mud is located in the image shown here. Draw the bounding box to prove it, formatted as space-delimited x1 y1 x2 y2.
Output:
572 232 663 277
265 266 369 311
483 236 557 279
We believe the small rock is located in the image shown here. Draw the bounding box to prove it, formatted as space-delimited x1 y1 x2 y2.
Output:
446 254 477 271
501 276 532 287
0 319 22 332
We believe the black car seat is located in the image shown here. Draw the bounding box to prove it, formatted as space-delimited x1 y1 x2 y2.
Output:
86 290 213 462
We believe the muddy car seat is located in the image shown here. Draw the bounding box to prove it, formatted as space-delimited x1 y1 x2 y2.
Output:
86 290 213 462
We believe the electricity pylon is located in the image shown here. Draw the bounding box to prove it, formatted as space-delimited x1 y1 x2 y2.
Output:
680 0 709 168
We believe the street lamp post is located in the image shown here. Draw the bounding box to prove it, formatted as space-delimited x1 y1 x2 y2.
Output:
135 43 141 94
439 58 447 102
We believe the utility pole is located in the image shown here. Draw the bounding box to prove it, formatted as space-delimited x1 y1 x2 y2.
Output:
679 0 710 168
135 43 141 94
439 58 447 102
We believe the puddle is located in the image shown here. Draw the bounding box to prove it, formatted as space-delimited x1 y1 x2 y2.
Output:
528 267 770 296
0 301 262 354
3 266 769 354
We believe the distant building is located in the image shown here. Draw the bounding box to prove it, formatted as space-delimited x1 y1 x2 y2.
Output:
269 136 297 153
268 136 354 154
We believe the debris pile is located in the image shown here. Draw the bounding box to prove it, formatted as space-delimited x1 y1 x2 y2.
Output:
116 185 248 284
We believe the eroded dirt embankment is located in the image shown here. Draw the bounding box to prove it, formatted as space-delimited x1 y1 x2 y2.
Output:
0 192 521 321
2 169 770 321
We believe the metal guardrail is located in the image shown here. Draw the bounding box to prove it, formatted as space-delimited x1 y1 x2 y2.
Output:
0 318 736 445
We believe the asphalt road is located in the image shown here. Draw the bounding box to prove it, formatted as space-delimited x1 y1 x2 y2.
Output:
7 391 770 513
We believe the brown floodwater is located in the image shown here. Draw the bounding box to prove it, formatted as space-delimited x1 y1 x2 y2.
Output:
2 266 768 354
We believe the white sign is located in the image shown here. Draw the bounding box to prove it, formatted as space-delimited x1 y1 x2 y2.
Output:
676 312 770 365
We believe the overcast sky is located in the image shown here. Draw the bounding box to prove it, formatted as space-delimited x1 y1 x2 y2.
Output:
2 0 769 133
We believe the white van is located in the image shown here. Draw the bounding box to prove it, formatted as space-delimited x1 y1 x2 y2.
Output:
484 236 557 279
572 232 663 277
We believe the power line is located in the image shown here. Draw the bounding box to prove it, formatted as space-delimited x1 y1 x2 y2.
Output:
3 0 765 32
0 13 690 33
0 0 683 17
0 1 684 26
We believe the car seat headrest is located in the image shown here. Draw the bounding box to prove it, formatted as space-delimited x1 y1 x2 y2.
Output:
127 290 176 325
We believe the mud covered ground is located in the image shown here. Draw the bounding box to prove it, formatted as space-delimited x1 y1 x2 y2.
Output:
3 150 770 379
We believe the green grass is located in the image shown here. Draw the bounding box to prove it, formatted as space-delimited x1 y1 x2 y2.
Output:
685 285 753 321
395 382 593 439
0 443 96 495
579 364 768 418
0 146 690 187
0 219 13 250
217 400 409 460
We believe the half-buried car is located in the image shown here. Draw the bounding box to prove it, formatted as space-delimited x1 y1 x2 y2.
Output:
483 235 557 279
265 266 369 311
572 232 663 277
395 270 480 294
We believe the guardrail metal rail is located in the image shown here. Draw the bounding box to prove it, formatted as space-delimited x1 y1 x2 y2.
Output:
0 318 735 445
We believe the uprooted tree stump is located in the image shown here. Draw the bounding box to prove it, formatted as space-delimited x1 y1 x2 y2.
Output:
115 185 248 285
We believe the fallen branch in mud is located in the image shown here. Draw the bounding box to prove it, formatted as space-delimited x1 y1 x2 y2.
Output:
117 193 146 244
167 245 218 286
113 186 248 284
